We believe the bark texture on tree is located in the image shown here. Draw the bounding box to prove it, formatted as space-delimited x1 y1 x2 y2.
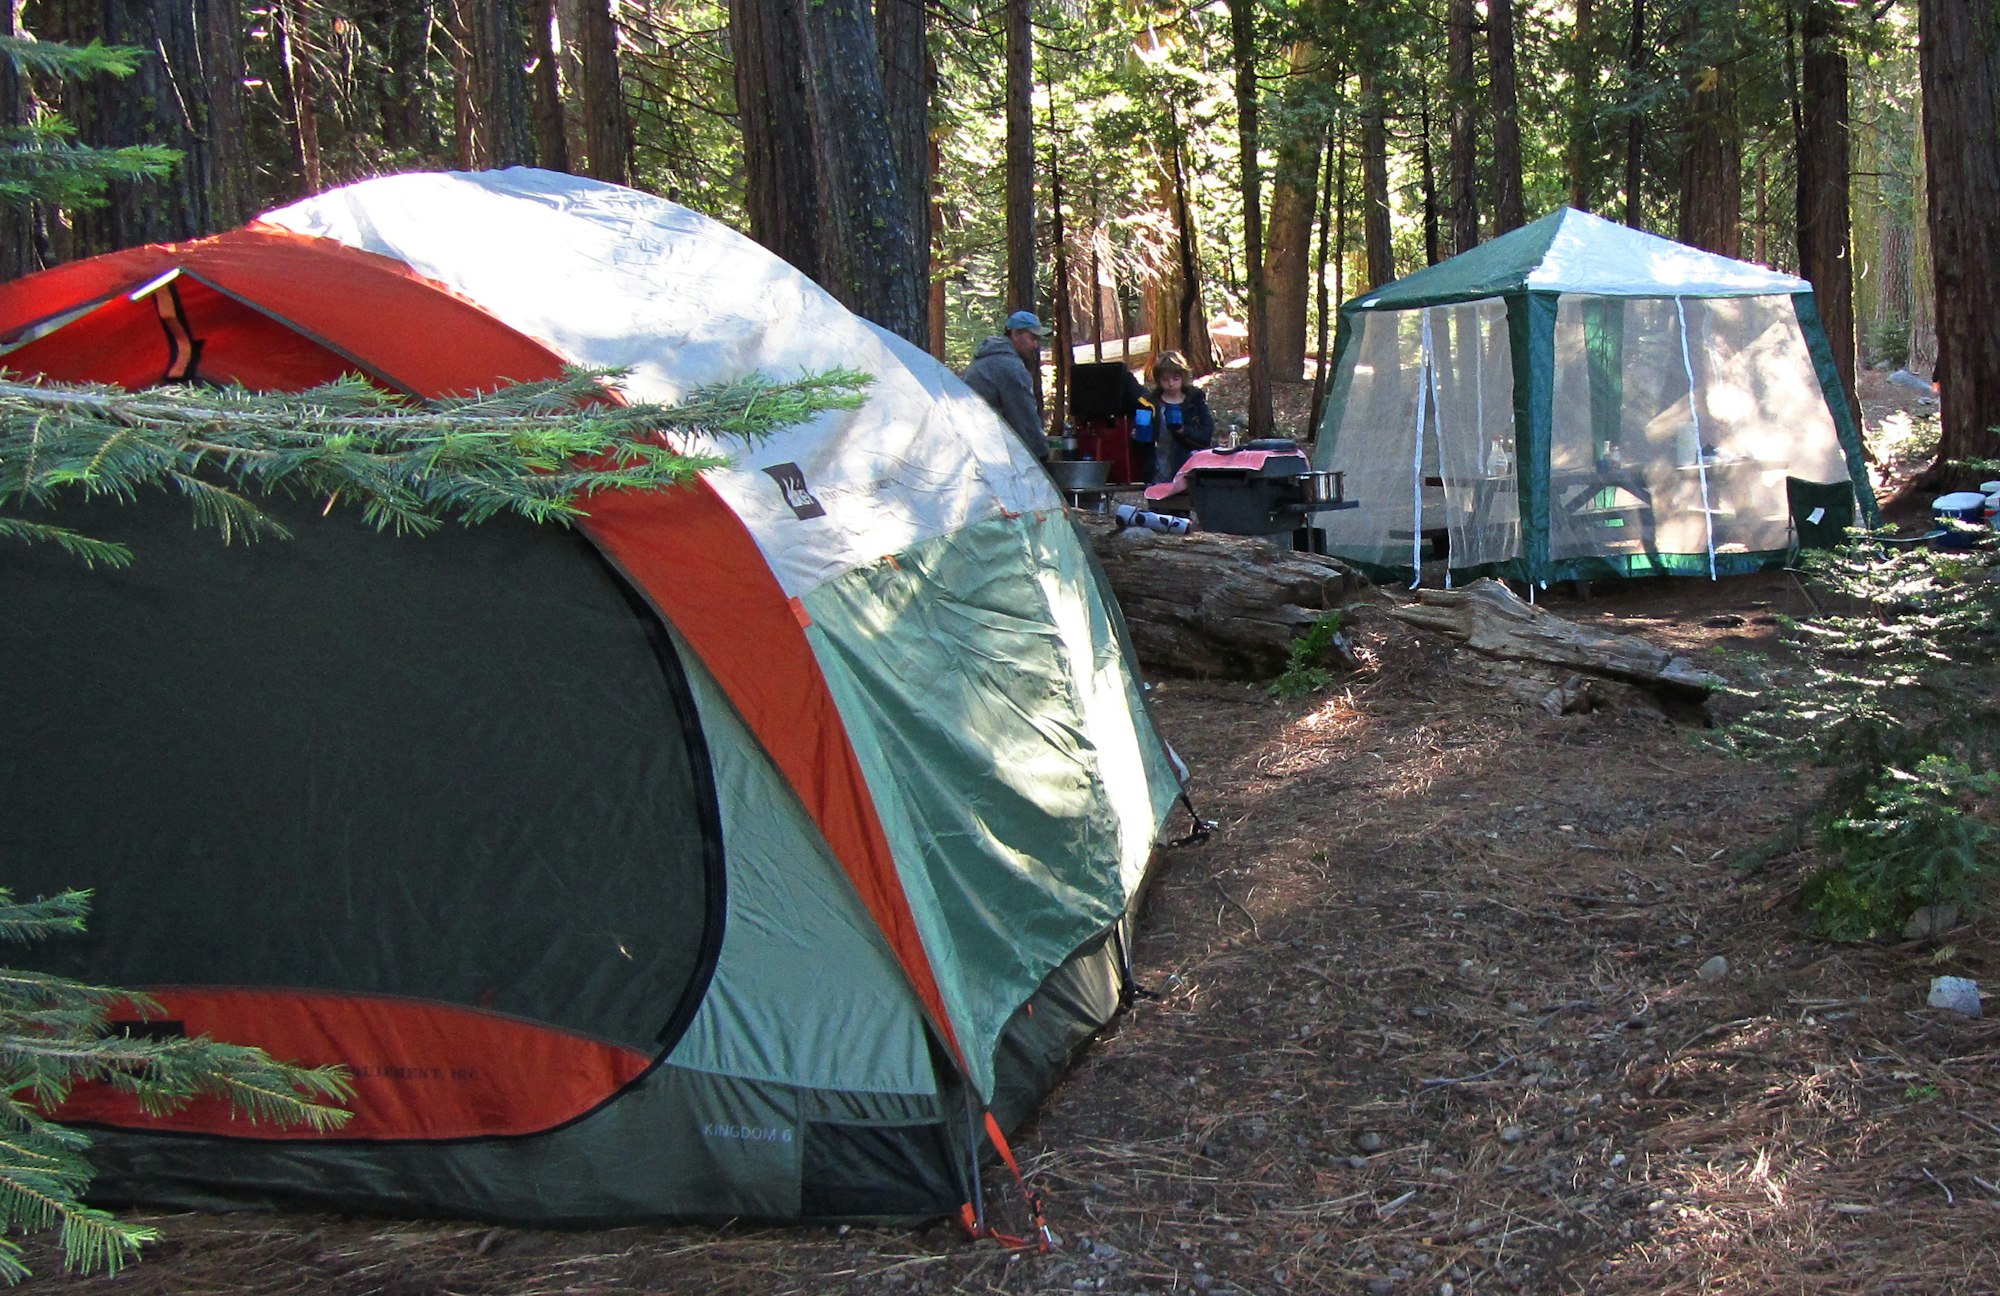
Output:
278 0 324 193
1909 142 1936 373
195 0 249 227
794 0 924 345
1 1 34 280
1796 1 1856 433
578 0 631 184
455 0 535 170
1078 517 1361 679
875 0 930 349
1047 85 1073 434
1447 0 1479 254
1918 0 2000 480
1566 0 1595 211
529 0 570 172
1308 127 1342 432
732 0 821 279
1419 102 1439 265
1623 0 1647 226
1676 7 1740 258
1229 0 1272 438
380 3 434 155
1486 0 1525 234
1171 137 1216 374
62 0 252 253
1360 73 1394 291
1004 0 1036 316
1261 44 1323 383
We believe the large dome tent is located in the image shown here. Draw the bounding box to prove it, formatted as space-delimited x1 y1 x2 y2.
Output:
1309 207 1877 585
0 169 1184 1226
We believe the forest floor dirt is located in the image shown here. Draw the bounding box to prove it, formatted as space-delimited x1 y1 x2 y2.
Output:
28 371 1996 1296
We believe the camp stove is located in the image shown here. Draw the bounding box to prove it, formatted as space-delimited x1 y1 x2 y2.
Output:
1144 439 1355 543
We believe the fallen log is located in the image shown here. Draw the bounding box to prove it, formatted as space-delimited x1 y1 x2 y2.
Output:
1384 578 1721 698
1075 513 1363 678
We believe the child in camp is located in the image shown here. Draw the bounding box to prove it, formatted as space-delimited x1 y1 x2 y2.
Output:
1147 350 1214 483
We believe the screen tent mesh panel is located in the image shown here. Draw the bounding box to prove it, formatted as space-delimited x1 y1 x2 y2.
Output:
1316 292 1850 580
1317 298 1517 574
1547 293 1847 572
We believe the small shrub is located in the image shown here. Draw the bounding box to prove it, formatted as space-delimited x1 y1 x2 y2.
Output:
1725 538 2000 939
1804 757 1999 940
1268 613 1347 700
1866 314 1911 370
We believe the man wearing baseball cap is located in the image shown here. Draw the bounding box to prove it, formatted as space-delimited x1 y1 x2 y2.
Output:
960 309 1049 462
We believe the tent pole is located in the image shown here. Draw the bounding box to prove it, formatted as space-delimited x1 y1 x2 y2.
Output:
1413 310 1434 587
1428 310 1453 589
1674 296 1717 580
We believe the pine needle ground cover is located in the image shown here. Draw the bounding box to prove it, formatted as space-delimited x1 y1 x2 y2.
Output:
18 567 1998 1296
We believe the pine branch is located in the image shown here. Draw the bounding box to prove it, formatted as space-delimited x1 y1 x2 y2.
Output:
0 35 149 81
0 367 871 563
0 891 91 945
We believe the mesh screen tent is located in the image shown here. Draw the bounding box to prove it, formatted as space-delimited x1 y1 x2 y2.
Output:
1310 208 1877 585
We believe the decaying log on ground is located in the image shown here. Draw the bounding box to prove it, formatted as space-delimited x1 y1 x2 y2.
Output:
1076 513 1363 678
1385 577 1721 698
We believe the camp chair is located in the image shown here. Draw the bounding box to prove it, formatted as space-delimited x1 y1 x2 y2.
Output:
1786 476 1856 563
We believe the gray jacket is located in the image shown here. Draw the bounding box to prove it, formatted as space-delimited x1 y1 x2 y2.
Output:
960 336 1046 461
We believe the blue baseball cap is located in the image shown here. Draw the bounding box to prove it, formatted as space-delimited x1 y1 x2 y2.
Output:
1004 310 1045 335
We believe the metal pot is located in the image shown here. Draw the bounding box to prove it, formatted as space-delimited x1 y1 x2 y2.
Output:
1048 459 1112 492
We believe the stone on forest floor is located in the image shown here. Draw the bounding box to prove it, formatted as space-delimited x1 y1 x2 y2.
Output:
1903 904 1960 941
1928 976 1982 1017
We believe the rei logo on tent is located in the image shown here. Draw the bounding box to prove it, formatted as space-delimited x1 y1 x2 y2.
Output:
763 463 826 520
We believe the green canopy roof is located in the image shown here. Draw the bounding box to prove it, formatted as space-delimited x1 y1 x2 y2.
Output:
1349 208 1813 311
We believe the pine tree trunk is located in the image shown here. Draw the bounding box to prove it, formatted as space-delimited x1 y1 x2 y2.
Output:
1169 135 1215 373
577 0 630 184
875 0 930 348
278 0 323 194
195 0 250 227
1486 0 1525 234
1567 0 1594 210
1229 0 1272 438
1917 0 2000 480
379 4 437 155
1676 5 1741 258
455 0 535 169
1047 85 1072 434
1308 125 1341 432
1909 116 1936 373
732 0 820 279
1004 0 1036 316
529 0 570 172
929 131 949 359
1623 0 1647 226
794 0 924 345
1262 44 1322 383
1360 72 1394 290
1753 155 1769 265
1447 0 1479 252
1146 156 1182 357
449 0 476 168
1 0 34 280
64 0 251 253
1419 101 1439 265
1796 1 1857 427
1875 220 1911 341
